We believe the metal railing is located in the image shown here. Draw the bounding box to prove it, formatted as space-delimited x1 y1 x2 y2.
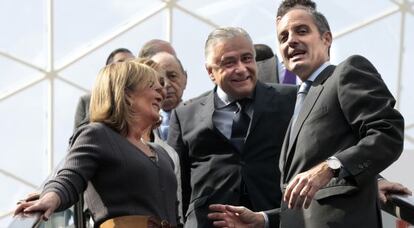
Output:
11 193 413 228
382 194 414 225
8 209 75 228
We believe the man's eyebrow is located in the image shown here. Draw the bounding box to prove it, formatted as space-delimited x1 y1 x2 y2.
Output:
220 55 237 61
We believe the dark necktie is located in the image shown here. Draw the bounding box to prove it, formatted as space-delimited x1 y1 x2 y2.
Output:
230 99 251 151
290 80 312 139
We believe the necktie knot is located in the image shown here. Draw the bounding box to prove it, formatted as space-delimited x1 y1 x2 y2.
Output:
235 98 250 113
298 80 312 94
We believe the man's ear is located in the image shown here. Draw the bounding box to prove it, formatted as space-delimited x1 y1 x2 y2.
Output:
205 63 216 83
322 31 333 47
183 71 188 89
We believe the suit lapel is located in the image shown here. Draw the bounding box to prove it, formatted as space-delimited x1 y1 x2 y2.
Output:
287 86 324 152
283 65 335 174
280 119 293 180
198 89 232 144
198 90 216 131
246 82 276 139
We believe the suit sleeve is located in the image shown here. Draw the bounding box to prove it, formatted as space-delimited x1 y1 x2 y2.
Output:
264 208 281 228
167 109 191 219
335 55 404 185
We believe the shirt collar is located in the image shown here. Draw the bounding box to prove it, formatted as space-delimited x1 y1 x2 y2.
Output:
215 85 254 109
160 109 171 115
216 86 235 107
307 61 330 82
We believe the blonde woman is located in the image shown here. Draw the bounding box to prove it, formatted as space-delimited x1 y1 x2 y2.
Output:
15 60 179 227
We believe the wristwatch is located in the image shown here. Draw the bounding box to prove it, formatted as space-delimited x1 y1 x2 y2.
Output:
326 156 341 177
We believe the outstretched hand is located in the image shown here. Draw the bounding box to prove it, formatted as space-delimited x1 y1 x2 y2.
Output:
14 192 61 221
208 204 265 228
378 179 412 203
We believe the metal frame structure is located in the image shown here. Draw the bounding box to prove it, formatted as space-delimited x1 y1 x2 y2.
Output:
0 0 413 221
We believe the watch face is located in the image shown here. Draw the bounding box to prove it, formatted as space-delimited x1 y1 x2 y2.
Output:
327 158 341 170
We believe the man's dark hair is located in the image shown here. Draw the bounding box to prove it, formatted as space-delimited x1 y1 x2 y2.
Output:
254 44 274 61
277 0 316 17
277 0 331 36
105 48 133 65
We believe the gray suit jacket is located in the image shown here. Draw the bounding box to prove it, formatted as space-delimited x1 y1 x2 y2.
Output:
168 81 296 228
74 94 91 130
277 55 404 228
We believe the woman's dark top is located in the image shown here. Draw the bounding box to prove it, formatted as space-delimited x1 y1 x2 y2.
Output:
42 122 178 227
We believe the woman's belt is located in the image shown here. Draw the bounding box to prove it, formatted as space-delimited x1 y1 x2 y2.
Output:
100 215 175 228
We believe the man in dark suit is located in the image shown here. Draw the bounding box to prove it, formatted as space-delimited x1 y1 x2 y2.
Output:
167 27 296 227
208 1 405 227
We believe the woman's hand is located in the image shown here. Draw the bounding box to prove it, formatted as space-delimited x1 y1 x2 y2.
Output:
14 192 61 221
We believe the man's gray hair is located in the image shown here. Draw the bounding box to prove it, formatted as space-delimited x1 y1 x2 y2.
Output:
204 27 254 64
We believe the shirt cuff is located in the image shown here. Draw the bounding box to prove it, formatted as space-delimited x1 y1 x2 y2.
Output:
260 211 269 228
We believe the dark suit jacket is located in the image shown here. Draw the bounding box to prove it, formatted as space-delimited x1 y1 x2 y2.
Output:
277 55 404 228
74 94 91 130
168 81 296 228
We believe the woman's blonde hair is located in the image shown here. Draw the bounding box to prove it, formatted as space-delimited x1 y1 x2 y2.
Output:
90 58 160 136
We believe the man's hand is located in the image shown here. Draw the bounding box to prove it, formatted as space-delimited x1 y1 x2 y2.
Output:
284 161 333 209
378 179 412 203
208 204 265 228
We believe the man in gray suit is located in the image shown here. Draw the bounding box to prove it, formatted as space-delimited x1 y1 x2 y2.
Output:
138 39 187 141
167 27 296 227
150 52 187 141
208 1 406 227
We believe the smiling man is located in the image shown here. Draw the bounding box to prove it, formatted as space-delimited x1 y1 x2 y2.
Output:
277 4 403 228
167 27 296 227
207 1 405 228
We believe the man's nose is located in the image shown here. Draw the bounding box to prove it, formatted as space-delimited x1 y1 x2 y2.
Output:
234 61 248 73
160 87 167 99
163 78 173 88
287 34 299 47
